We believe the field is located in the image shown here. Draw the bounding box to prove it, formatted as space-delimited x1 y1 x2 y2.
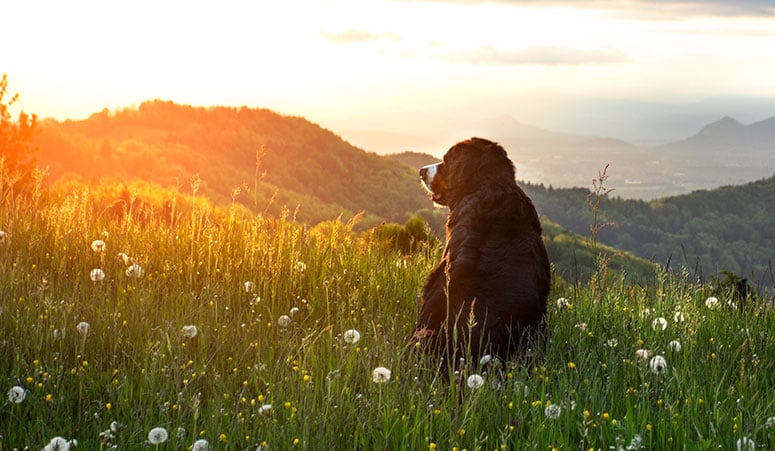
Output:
1 191 773 450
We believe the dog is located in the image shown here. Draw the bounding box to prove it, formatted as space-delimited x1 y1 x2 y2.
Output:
413 138 550 365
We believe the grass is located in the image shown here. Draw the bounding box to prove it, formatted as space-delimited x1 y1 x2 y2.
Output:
1 189 773 450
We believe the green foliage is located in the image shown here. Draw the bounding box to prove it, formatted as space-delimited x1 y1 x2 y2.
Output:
0 74 38 197
1 189 773 450
523 177 775 286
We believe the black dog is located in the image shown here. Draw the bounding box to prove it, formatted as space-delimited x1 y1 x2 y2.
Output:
413 138 550 364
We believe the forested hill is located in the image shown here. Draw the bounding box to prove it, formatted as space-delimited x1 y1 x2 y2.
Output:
521 177 775 285
34 100 429 225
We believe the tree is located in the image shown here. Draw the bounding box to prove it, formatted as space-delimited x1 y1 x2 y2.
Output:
0 74 38 195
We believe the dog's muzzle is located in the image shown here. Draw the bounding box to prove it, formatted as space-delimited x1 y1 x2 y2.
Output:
419 163 440 189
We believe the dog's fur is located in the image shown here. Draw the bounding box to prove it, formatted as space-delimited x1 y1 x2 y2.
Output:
413 138 550 364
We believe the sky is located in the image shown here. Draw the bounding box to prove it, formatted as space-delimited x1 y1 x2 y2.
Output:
5 0 775 149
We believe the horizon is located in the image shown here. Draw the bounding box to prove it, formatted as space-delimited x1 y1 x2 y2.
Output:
5 0 775 153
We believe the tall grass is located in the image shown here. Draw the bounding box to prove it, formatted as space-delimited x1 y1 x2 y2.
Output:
1 190 773 450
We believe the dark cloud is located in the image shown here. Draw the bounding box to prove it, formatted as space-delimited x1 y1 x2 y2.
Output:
397 0 775 17
447 46 628 65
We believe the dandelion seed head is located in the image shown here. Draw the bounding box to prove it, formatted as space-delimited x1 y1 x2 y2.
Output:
669 340 682 352
606 338 618 348
43 436 72 451
117 252 130 265
705 296 719 309
192 439 210 451
765 416 775 429
125 263 143 278
635 349 651 360
277 315 292 328
244 281 256 293
544 404 562 419
258 403 273 414
652 317 667 331
372 366 391 383
343 329 361 345
7 386 25 403
295 261 306 272
467 374 484 389
556 297 570 308
148 427 169 445
479 354 492 365
90 268 106 282
182 325 198 339
736 437 755 451
91 239 106 253
649 355 667 375
673 310 685 323
76 321 91 337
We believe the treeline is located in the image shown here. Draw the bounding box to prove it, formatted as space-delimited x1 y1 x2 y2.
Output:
522 177 775 287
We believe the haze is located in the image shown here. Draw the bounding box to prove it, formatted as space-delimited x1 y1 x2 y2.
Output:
5 0 775 153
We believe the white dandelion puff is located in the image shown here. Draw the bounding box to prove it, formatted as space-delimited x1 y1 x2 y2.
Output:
479 354 492 365
125 263 144 278
372 366 392 383
765 416 775 429
736 437 755 451
640 308 652 318
556 297 570 308
76 321 91 337
176 427 187 439
192 439 210 451
466 374 484 389
43 436 74 451
295 260 307 272
117 252 130 265
673 310 685 323
147 426 169 445
652 317 667 331
544 404 562 419
606 338 618 348
181 325 198 339
705 296 719 309
258 403 273 414
635 349 651 360
649 355 668 375
669 340 682 352
343 329 361 345
277 315 291 328
91 239 106 253
244 281 256 293
90 268 106 282
7 386 26 403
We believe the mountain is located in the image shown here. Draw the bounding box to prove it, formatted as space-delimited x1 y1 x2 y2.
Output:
32 101 431 225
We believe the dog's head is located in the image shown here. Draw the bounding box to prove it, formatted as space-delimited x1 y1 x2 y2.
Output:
419 138 516 208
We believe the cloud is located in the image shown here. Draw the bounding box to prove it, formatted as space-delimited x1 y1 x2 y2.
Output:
446 45 628 65
398 0 775 18
320 29 400 44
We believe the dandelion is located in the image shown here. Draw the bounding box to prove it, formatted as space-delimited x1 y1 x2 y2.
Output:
544 404 562 419
117 252 130 265
192 439 210 450
182 325 198 339
673 310 685 323
7 386 26 403
295 261 307 272
736 437 755 451
90 268 106 282
606 338 618 348
258 403 273 414
479 354 492 365
556 297 570 308
705 296 719 309
277 315 292 328
43 437 75 451
765 416 775 429
76 321 91 337
372 366 392 383
652 317 667 331
626 434 643 450
467 374 484 389
244 281 256 293
125 263 144 278
177 427 187 439
343 329 361 345
640 308 652 318
91 239 106 252
649 355 667 375
669 340 682 352
148 426 169 445
575 323 588 332
635 349 651 360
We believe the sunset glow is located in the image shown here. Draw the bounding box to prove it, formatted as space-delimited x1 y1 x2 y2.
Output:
5 0 775 150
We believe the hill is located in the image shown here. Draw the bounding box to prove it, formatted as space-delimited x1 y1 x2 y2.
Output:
33 100 430 226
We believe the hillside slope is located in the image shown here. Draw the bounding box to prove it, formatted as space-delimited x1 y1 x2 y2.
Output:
34 101 429 224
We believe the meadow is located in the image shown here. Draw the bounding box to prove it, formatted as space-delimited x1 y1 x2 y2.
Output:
1 189 773 450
